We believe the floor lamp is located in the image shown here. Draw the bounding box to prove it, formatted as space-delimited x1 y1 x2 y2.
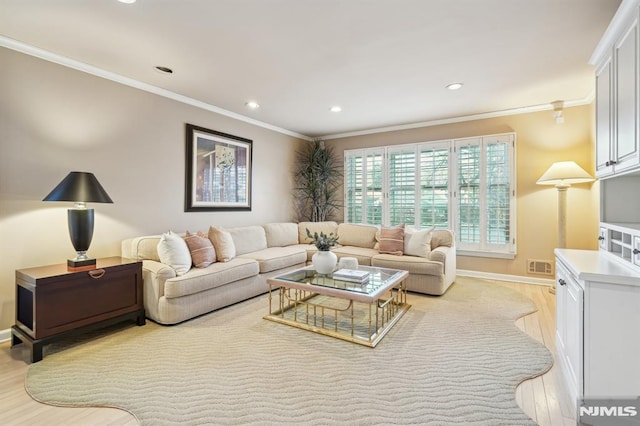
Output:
536 161 594 293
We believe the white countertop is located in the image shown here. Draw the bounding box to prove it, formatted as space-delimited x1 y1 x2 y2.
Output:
555 248 640 286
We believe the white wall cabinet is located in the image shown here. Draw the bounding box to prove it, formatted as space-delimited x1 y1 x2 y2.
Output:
596 56 614 177
593 1 640 178
555 249 640 410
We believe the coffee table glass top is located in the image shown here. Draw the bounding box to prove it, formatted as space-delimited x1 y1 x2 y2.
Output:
275 266 404 295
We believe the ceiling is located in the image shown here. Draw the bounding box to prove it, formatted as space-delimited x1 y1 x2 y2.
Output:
0 0 622 139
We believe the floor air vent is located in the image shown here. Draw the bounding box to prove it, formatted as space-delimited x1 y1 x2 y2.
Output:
528 259 553 275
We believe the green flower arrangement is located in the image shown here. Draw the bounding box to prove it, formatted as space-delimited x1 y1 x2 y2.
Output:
306 228 339 251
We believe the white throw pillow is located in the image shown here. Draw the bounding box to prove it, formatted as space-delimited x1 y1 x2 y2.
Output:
403 226 435 258
157 231 192 275
208 226 236 262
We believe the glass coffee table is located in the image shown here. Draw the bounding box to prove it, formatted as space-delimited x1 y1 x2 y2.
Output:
264 265 410 347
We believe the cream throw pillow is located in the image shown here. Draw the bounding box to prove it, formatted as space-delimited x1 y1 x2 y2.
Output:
184 231 216 268
208 226 236 262
379 224 405 255
404 226 435 258
157 231 192 276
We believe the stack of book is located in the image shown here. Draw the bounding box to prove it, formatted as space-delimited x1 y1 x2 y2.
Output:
332 268 370 284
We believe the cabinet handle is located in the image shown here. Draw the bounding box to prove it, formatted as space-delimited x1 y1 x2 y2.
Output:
634 249 640 255
88 269 106 279
598 236 605 241
558 278 566 286
606 160 618 166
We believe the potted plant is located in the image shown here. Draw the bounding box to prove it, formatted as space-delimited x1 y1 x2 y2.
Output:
306 228 339 274
294 140 343 222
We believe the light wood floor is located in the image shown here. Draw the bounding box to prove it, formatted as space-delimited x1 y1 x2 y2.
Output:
0 281 573 425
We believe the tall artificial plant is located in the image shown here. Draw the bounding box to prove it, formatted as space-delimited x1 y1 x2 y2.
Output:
294 140 343 222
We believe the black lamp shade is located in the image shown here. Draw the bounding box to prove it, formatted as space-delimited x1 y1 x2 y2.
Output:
43 172 113 203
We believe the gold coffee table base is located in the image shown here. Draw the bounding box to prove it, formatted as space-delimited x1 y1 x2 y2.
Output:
264 283 410 348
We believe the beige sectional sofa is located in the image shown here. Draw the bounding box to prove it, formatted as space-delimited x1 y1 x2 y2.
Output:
122 221 456 325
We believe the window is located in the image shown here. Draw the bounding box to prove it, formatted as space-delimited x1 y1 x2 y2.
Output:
453 135 514 255
344 149 384 225
344 133 515 258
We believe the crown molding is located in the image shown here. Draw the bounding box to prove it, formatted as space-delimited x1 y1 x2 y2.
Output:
0 36 312 141
319 96 593 141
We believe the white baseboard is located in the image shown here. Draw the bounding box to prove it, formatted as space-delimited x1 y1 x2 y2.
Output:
457 269 554 287
0 328 11 343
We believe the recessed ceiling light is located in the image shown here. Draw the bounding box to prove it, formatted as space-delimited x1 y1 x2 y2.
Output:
245 101 260 109
155 66 173 74
446 83 463 90
118 0 136 4
330 106 342 112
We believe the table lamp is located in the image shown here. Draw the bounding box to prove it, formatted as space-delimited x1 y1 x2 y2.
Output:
43 171 113 269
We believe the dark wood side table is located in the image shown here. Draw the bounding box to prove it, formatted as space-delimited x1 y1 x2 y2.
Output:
11 257 145 363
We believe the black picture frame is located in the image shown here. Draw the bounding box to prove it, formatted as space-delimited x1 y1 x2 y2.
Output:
185 123 253 212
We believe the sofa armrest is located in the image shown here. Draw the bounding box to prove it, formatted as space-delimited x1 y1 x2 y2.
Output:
142 259 176 295
429 246 449 264
141 260 177 320
429 245 456 286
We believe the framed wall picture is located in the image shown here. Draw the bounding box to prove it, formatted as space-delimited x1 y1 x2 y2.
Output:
185 123 253 211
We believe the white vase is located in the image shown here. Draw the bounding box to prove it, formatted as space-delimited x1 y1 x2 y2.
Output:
312 250 337 274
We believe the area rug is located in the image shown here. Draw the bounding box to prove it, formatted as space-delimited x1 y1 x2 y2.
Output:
25 276 552 425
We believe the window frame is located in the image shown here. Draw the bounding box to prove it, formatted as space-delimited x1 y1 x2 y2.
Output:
343 133 516 259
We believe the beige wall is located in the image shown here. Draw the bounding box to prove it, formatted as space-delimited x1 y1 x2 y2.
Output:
325 104 599 278
0 48 307 330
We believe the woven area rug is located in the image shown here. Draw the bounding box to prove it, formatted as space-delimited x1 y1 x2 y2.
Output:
25 276 552 425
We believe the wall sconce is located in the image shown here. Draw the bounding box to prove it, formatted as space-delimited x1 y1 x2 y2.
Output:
551 100 564 124
43 172 113 269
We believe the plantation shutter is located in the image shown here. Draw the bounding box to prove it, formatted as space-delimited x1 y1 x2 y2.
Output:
455 138 482 248
453 135 514 253
344 149 384 225
419 142 450 228
485 135 513 251
344 154 363 223
388 147 416 226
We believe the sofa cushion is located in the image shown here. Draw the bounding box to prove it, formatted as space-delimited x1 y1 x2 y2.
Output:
379 224 405 255
226 225 268 255
289 243 317 261
372 254 443 276
238 246 307 273
298 221 338 244
184 231 216 268
332 246 379 266
123 235 162 262
263 223 298 247
209 226 236 262
157 231 192 276
404 226 434 258
164 258 259 299
337 223 378 248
